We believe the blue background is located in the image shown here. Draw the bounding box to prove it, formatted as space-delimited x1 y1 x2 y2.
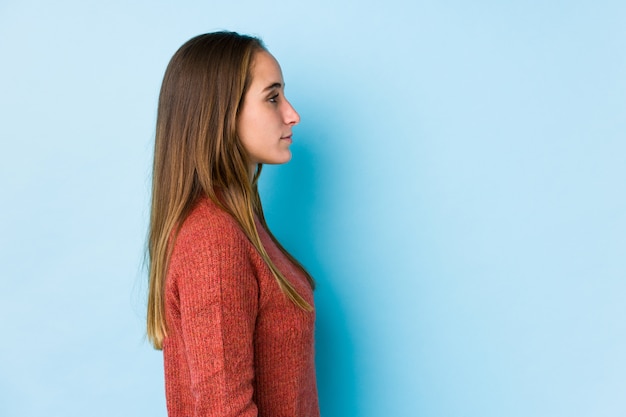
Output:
1 1 625 416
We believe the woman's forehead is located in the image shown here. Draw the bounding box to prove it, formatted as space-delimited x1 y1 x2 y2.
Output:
250 51 284 91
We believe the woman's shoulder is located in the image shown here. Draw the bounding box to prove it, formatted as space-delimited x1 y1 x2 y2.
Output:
174 196 247 250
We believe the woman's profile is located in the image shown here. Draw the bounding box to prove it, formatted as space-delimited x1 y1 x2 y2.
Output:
146 31 319 416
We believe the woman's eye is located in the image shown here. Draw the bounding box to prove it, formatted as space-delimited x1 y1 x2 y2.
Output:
268 93 279 103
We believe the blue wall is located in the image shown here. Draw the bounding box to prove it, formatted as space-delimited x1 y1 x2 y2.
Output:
1 1 625 416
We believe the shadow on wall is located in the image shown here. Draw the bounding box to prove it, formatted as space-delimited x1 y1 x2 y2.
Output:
260 117 359 417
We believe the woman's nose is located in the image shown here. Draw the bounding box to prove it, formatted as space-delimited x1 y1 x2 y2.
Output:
284 99 300 125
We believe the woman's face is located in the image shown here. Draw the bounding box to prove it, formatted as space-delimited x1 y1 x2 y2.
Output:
237 51 300 171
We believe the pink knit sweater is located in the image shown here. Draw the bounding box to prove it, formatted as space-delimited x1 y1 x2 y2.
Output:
163 197 319 417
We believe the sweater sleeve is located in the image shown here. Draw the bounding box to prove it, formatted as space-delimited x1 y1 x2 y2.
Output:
171 214 259 417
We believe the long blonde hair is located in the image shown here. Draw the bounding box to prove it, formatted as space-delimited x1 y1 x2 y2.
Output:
147 32 314 350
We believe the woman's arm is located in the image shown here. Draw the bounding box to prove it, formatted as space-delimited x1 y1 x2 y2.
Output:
169 210 259 417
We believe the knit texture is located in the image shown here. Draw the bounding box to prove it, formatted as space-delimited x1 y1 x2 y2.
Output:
163 197 319 417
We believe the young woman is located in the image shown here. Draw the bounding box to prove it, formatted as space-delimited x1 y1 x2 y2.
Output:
146 32 319 417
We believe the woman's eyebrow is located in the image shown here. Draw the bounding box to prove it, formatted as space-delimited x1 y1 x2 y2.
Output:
263 82 283 91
